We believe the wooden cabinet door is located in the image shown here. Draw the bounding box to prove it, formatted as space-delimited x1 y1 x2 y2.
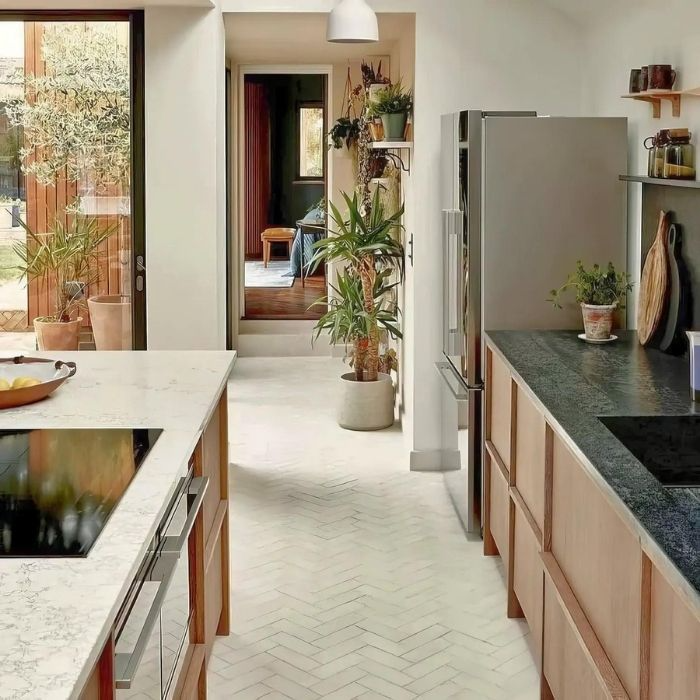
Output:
543 573 628 700
487 451 510 561
513 505 543 666
551 434 641 698
649 567 700 699
487 348 512 471
513 383 546 531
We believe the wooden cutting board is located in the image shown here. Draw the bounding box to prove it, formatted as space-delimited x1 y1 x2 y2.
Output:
637 210 670 345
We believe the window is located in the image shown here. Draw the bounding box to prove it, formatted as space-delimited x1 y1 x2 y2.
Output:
297 102 324 180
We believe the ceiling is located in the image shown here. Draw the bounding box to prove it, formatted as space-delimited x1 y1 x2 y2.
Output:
225 12 414 63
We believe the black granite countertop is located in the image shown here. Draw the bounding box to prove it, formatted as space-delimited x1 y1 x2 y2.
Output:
486 330 700 595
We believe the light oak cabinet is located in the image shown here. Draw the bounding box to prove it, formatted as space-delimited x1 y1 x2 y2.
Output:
543 568 627 700
486 450 510 562
649 567 700 699
513 505 543 666
486 348 512 471
513 384 546 533
483 339 700 700
551 432 642 698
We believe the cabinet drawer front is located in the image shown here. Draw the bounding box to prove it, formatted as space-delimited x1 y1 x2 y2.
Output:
488 453 510 561
551 434 641 698
649 567 700 699
487 348 512 470
205 532 223 651
543 577 621 700
513 505 543 666
201 404 223 539
514 384 546 530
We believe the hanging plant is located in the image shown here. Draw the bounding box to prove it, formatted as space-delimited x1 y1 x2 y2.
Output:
329 117 361 150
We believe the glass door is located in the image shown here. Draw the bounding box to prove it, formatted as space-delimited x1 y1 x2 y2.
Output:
0 14 145 351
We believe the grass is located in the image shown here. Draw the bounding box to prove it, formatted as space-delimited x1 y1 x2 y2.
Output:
0 245 22 285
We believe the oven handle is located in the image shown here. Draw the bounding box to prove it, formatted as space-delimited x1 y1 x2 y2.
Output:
162 475 209 555
114 550 179 689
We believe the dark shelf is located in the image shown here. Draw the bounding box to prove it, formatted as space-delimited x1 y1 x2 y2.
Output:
620 175 700 189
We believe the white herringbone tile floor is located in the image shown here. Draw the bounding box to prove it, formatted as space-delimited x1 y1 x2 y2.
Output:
209 357 539 700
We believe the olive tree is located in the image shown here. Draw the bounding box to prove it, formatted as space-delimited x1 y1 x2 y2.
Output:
6 23 130 191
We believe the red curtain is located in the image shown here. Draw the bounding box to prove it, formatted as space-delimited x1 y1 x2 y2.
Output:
244 81 270 259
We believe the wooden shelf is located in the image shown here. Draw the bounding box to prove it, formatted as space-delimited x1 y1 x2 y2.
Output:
619 175 700 189
369 141 413 149
620 87 700 119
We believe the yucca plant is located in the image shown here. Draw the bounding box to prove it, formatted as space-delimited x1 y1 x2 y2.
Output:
310 188 404 381
313 269 402 381
14 217 117 322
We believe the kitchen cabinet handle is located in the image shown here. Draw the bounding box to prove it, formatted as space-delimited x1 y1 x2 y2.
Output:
162 476 209 555
114 550 179 689
436 361 483 401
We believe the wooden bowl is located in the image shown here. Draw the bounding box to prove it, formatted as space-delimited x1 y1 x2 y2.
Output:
0 357 77 409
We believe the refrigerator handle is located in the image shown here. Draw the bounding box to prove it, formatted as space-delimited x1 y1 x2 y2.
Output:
453 209 465 354
443 210 456 354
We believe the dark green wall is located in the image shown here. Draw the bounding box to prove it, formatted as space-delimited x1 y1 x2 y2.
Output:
264 74 325 227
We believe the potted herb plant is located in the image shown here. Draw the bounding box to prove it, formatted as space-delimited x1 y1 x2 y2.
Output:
310 188 404 430
14 217 117 350
549 261 633 340
370 80 413 142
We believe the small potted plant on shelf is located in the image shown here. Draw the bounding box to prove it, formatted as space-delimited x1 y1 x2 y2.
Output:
370 80 413 142
14 217 117 350
310 188 404 430
549 261 633 341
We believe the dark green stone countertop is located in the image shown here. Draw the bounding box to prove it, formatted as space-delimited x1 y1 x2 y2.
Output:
486 330 700 596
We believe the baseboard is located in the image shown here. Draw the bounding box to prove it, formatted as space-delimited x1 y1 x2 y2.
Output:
410 448 461 472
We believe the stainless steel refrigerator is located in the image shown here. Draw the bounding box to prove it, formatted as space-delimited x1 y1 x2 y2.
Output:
437 110 628 533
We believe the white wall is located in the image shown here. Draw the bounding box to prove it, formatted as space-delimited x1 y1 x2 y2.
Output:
145 5 227 349
582 6 700 326
224 0 585 468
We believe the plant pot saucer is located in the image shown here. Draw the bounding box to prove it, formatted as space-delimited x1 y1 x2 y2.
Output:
578 333 618 344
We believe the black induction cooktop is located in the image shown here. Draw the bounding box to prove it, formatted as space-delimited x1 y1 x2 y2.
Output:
0 428 162 557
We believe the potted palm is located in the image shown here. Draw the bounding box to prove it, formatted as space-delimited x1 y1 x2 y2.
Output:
14 217 117 350
549 261 633 341
370 80 413 141
310 189 404 430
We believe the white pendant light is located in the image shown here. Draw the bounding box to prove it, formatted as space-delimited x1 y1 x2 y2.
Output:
327 0 379 44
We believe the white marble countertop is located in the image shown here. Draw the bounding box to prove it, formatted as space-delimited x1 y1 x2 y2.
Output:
0 351 236 700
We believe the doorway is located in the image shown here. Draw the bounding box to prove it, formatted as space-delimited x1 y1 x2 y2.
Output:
0 12 145 350
239 69 330 321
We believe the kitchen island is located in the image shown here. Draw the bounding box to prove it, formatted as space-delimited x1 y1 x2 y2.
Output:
483 331 699 699
0 351 235 700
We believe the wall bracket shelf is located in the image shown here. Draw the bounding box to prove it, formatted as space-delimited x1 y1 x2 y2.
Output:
620 87 700 119
370 141 412 174
619 175 700 189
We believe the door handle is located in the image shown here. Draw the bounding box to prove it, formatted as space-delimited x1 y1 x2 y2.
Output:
162 476 208 554
114 550 179 689
436 362 483 401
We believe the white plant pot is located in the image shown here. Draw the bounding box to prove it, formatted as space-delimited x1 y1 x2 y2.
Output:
338 372 395 431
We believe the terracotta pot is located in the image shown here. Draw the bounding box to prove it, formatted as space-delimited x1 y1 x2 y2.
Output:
88 295 131 350
338 372 395 431
34 318 82 351
581 303 617 340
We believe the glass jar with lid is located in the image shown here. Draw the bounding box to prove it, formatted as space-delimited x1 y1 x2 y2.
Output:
653 129 671 178
664 128 696 180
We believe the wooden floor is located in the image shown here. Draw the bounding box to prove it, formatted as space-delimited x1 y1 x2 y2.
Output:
244 272 327 320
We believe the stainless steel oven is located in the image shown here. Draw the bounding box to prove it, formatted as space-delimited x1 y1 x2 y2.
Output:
114 465 208 699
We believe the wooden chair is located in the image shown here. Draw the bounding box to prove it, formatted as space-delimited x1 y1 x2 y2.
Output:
261 227 296 268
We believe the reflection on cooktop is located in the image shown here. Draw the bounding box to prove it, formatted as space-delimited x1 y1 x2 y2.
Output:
0 428 162 557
